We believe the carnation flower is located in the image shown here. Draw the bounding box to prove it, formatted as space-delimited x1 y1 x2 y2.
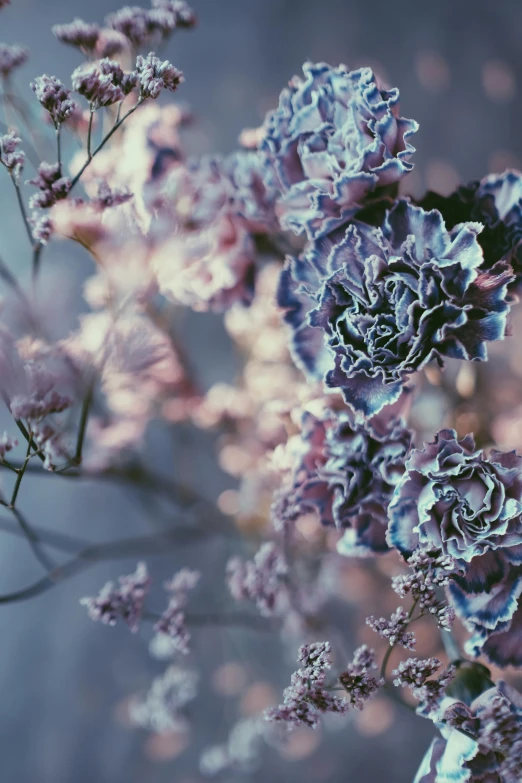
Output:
0 44 28 78
272 405 412 556
421 169 522 289
279 199 514 416
414 681 522 783
260 62 418 239
389 429 522 666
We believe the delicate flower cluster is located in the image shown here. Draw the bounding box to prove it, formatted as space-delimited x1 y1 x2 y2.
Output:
389 429 522 666
366 606 416 650
31 74 77 126
153 567 200 654
0 131 24 179
392 657 455 715
265 642 348 729
272 405 412 556
135 52 183 99
260 62 418 239
52 19 101 52
416 681 522 783
130 665 198 732
392 549 458 630
72 59 137 109
338 645 384 710
80 562 151 632
28 162 71 209
106 2 196 48
0 44 28 78
279 200 514 416
227 542 288 617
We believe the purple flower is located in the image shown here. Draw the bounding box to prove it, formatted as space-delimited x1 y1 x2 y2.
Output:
52 19 101 52
392 658 455 715
154 568 200 655
265 640 349 730
227 542 288 617
366 606 416 650
0 131 24 179
151 0 196 29
136 52 183 99
338 645 383 710
279 200 514 416
389 429 522 667
31 74 77 126
0 44 28 78
81 562 151 632
273 406 412 556
72 59 137 109
260 62 418 239
414 681 522 783
420 169 522 288
28 162 71 209
105 6 152 46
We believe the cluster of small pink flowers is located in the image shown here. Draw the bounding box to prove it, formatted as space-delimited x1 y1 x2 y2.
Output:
366 607 416 650
265 642 349 730
31 74 77 126
392 657 455 713
0 43 28 78
227 542 288 617
28 162 71 209
154 568 200 654
106 2 195 48
0 131 24 179
29 212 53 244
80 562 151 632
338 645 384 710
72 59 137 109
391 548 458 630
136 52 183 99
130 665 198 732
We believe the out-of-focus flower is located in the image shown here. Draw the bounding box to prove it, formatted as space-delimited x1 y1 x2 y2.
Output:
279 200 513 416
153 216 256 312
95 29 128 59
0 131 24 180
200 718 264 778
80 562 151 632
72 59 137 109
0 432 17 459
414 681 522 783
31 74 77 126
106 3 196 48
28 162 71 209
105 6 153 47
389 429 522 667
154 568 200 655
0 44 28 78
0 1 11 10
151 0 196 29
52 19 101 52
227 542 288 617
130 665 198 732
29 212 53 244
272 404 412 555
260 62 418 238
136 52 183 99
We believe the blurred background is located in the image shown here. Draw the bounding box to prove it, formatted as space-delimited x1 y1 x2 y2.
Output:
1 0 522 781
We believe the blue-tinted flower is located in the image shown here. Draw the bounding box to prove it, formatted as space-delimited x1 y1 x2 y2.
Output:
413 681 522 783
388 429 522 667
273 404 412 556
260 62 418 239
420 169 522 287
278 200 514 416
